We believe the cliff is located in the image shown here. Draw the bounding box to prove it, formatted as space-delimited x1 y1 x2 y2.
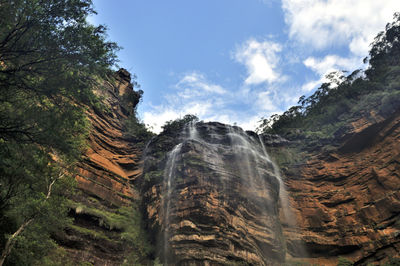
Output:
56 69 149 265
139 110 400 265
58 70 399 266
281 110 400 265
142 122 285 265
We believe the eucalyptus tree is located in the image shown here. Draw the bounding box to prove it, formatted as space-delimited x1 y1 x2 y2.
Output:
0 0 119 264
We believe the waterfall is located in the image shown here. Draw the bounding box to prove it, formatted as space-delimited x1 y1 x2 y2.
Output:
188 120 200 141
162 143 182 263
156 121 300 264
227 126 276 191
258 135 307 258
258 135 296 227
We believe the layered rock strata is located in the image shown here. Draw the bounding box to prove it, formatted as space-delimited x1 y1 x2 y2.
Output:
58 70 144 265
142 122 286 265
58 69 400 265
280 111 400 265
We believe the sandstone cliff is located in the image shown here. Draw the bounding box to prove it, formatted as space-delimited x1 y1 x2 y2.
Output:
140 111 399 265
59 70 399 266
57 69 149 265
142 122 285 265
280 110 400 265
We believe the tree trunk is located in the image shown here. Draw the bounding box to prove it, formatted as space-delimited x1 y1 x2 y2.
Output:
0 172 64 266
0 218 33 266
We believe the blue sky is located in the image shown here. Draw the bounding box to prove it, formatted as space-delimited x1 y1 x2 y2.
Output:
90 1 400 133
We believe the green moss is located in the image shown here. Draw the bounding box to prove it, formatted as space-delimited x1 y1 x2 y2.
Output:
337 257 354 266
68 224 112 241
144 170 164 182
68 200 153 260
185 157 209 169
268 146 304 171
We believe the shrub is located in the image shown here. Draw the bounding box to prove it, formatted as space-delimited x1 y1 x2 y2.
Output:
161 114 199 134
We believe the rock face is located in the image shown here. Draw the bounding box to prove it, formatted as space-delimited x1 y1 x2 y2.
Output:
142 122 286 265
281 110 400 265
141 112 400 265
58 69 145 265
63 69 399 265
75 69 142 206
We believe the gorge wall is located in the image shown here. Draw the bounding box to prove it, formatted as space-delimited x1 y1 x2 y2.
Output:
142 122 285 265
140 112 400 265
58 70 147 265
281 110 400 265
62 70 399 265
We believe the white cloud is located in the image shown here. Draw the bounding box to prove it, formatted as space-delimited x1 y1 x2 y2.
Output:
277 1 400 95
301 54 363 91
142 72 229 133
234 39 282 85
303 55 361 76
176 72 227 95
256 91 280 112
282 0 400 55
142 108 180 134
142 101 214 134
301 79 324 92
141 69 286 134
236 116 263 132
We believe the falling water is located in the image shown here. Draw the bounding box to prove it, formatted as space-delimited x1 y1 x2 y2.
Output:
188 120 200 141
258 135 308 259
258 135 297 227
162 143 182 263
158 121 303 263
227 126 277 191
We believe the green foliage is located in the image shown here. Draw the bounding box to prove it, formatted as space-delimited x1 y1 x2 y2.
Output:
153 257 163 266
380 90 400 116
69 202 152 260
337 257 354 266
161 114 199 134
258 13 400 146
34 246 93 266
384 258 400 266
144 170 164 182
0 0 120 264
114 204 153 263
117 72 154 146
124 115 154 146
367 13 400 79
2 163 77 265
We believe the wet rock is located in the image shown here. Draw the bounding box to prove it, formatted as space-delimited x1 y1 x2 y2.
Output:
142 122 286 265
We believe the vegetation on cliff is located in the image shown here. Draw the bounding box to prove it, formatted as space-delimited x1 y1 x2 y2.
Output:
1 0 399 265
0 0 130 264
258 13 400 146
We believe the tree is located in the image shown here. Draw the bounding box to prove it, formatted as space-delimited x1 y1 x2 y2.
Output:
257 12 400 139
367 12 400 78
0 0 119 264
161 114 199 134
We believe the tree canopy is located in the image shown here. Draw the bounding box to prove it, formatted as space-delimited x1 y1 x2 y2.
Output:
257 12 400 143
0 0 120 264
